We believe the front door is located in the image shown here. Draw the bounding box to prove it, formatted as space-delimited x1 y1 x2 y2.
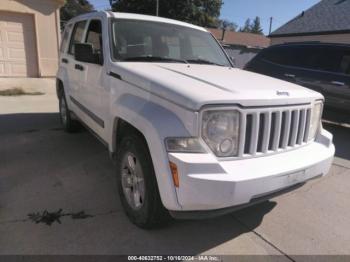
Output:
79 19 107 140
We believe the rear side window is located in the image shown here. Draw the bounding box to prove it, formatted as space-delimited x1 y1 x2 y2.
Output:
85 20 103 56
261 45 343 73
303 46 342 73
60 24 73 53
68 20 87 55
340 54 350 75
260 46 297 66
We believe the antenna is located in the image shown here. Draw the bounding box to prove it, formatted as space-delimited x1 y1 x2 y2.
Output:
156 0 159 16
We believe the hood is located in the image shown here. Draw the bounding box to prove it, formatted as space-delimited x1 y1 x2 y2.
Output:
113 63 323 111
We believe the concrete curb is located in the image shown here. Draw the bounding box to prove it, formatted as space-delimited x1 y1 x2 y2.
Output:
334 157 350 169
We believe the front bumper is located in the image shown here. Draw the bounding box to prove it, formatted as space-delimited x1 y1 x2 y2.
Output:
168 129 335 213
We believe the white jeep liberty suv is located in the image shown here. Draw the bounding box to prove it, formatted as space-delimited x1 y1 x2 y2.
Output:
57 11 335 228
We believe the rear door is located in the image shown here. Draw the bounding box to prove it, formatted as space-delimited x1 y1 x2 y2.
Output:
58 22 73 84
287 45 335 93
281 45 350 112
321 47 350 111
257 45 330 91
247 44 350 112
66 20 88 117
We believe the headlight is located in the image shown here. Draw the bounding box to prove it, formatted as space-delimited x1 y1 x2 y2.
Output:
165 137 206 153
201 110 240 157
308 102 323 140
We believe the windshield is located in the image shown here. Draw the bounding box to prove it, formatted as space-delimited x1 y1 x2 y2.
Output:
110 19 232 67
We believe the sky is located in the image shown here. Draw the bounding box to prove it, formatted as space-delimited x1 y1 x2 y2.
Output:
89 0 320 35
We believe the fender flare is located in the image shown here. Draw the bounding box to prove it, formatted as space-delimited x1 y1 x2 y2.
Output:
56 67 69 96
110 94 192 210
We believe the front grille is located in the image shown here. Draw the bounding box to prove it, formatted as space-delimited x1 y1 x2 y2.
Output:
238 105 312 158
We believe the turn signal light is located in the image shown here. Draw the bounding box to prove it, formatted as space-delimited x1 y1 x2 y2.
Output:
169 162 179 188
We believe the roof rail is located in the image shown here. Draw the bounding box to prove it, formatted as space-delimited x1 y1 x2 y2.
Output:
273 41 350 48
284 41 321 44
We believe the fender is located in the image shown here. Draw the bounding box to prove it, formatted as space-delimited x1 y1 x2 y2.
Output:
56 67 70 97
109 93 193 210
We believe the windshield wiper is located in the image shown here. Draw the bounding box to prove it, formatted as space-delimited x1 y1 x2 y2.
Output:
122 56 226 66
186 58 224 66
123 56 188 64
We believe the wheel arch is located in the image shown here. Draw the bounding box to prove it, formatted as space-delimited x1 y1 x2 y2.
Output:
56 78 64 99
109 94 191 210
110 94 192 155
112 118 149 156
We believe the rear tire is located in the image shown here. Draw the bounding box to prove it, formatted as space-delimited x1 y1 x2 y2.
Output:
116 132 170 229
58 91 80 133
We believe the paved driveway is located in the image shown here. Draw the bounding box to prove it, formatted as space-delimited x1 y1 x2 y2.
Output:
0 92 350 259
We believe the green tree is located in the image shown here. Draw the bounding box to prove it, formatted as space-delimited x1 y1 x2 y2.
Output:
60 0 94 25
239 18 252 33
109 0 224 27
250 16 263 35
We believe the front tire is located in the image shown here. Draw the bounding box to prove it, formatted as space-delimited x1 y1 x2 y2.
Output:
59 91 80 133
116 133 170 228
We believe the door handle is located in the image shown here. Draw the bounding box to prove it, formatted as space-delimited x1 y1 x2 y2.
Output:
331 81 345 86
75 64 84 71
61 58 69 64
284 73 295 78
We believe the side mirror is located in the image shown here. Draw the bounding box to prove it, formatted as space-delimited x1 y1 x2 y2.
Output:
74 43 102 64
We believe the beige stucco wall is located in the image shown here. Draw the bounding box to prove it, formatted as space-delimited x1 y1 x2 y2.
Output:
270 33 350 46
0 0 64 77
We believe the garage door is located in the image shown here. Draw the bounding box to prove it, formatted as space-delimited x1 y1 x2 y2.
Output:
0 11 38 77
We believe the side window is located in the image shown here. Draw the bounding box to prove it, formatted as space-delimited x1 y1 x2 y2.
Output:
304 46 342 73
261 45 343 73
340 53 350 75
60 24 73 53
288 46 312 68
68 20 87 55
261 47 294 65
85 20 103 56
